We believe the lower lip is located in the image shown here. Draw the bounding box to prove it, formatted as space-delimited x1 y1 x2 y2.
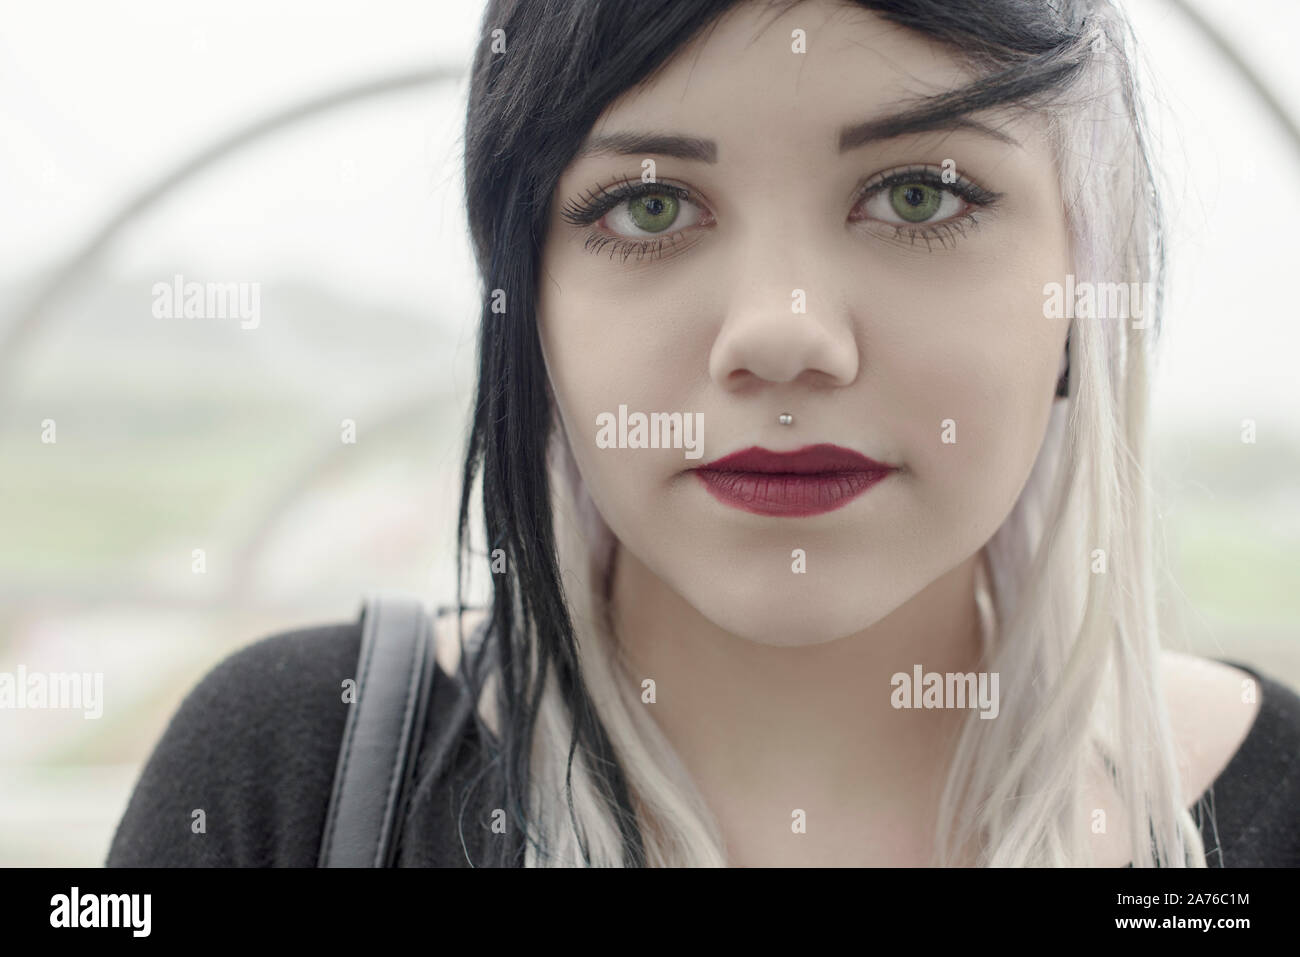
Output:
693 468 894 516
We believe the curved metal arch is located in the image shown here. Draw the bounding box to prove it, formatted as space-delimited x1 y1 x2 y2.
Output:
0 66 462 401
1165 0 1300 156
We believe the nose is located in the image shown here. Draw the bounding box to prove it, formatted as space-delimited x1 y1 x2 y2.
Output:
707 250 860 391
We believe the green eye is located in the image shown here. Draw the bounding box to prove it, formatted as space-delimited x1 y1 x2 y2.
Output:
627 193 679 233
889 183 943 223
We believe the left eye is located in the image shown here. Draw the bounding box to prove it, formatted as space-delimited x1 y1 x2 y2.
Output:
604 191 706 237
859 182 967 225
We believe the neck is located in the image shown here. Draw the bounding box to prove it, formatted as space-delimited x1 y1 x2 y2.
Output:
607 545 989 865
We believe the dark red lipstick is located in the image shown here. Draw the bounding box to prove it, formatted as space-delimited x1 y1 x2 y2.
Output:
693 443 897 516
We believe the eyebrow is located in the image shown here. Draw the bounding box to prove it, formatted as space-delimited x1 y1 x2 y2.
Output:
840 110 1021 152
575 98 1021 163
577 131 718 163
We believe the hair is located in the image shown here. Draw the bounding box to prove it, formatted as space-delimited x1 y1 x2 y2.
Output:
452 0 1202 867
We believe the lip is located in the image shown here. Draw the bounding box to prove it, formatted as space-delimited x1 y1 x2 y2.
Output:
692 443 898 516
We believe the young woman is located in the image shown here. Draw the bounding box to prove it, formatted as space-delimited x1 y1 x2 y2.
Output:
107 0 1300 868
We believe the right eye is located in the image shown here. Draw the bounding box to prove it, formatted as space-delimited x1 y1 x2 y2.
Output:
603 189 709 237
562 181 711 236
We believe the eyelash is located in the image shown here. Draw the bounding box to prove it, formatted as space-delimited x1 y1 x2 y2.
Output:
853 165 1002 252
558 165 1003 262
559 178 699 263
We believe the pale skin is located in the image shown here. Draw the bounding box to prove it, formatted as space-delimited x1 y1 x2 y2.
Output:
470 0 1260 865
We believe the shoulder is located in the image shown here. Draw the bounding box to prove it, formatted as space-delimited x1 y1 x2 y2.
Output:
106 605 491 868
1160 651 1261 800
429 605 497 729
106 618 364 867
399 605 506 865
1163 650 1300 866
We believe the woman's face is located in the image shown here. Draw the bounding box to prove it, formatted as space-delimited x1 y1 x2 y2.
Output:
537 0 1072 645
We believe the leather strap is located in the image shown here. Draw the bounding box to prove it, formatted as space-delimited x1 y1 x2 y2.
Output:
318 592 437 867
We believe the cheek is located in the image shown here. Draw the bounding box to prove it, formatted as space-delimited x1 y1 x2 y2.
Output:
538 258 705 527
879 272 1065 542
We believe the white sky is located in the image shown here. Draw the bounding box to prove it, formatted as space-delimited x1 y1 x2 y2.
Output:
2 0 1297 434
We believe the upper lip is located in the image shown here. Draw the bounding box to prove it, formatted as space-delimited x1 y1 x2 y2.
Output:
695 443 897 474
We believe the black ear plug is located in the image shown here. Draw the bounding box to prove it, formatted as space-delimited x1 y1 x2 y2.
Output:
1055 328 1071 398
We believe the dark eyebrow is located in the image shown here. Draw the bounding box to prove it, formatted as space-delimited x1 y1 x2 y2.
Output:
577 131 718 163
575 94 1021 164
839 100 1022 151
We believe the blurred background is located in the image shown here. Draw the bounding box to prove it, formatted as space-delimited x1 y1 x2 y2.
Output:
0 0 1296 866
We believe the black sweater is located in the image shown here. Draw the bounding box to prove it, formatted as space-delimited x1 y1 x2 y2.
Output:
105 617 1300 867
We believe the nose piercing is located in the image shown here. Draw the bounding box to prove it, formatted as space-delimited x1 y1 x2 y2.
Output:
778 413 794 426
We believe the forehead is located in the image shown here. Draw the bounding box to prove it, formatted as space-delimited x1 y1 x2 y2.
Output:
585 1 984 159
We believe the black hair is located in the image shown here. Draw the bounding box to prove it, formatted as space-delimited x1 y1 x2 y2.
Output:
455 0 1120 867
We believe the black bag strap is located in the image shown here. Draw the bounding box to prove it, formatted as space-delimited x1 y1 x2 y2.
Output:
318 591 437 867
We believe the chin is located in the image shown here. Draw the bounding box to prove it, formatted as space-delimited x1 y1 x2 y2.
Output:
683 574 895 647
